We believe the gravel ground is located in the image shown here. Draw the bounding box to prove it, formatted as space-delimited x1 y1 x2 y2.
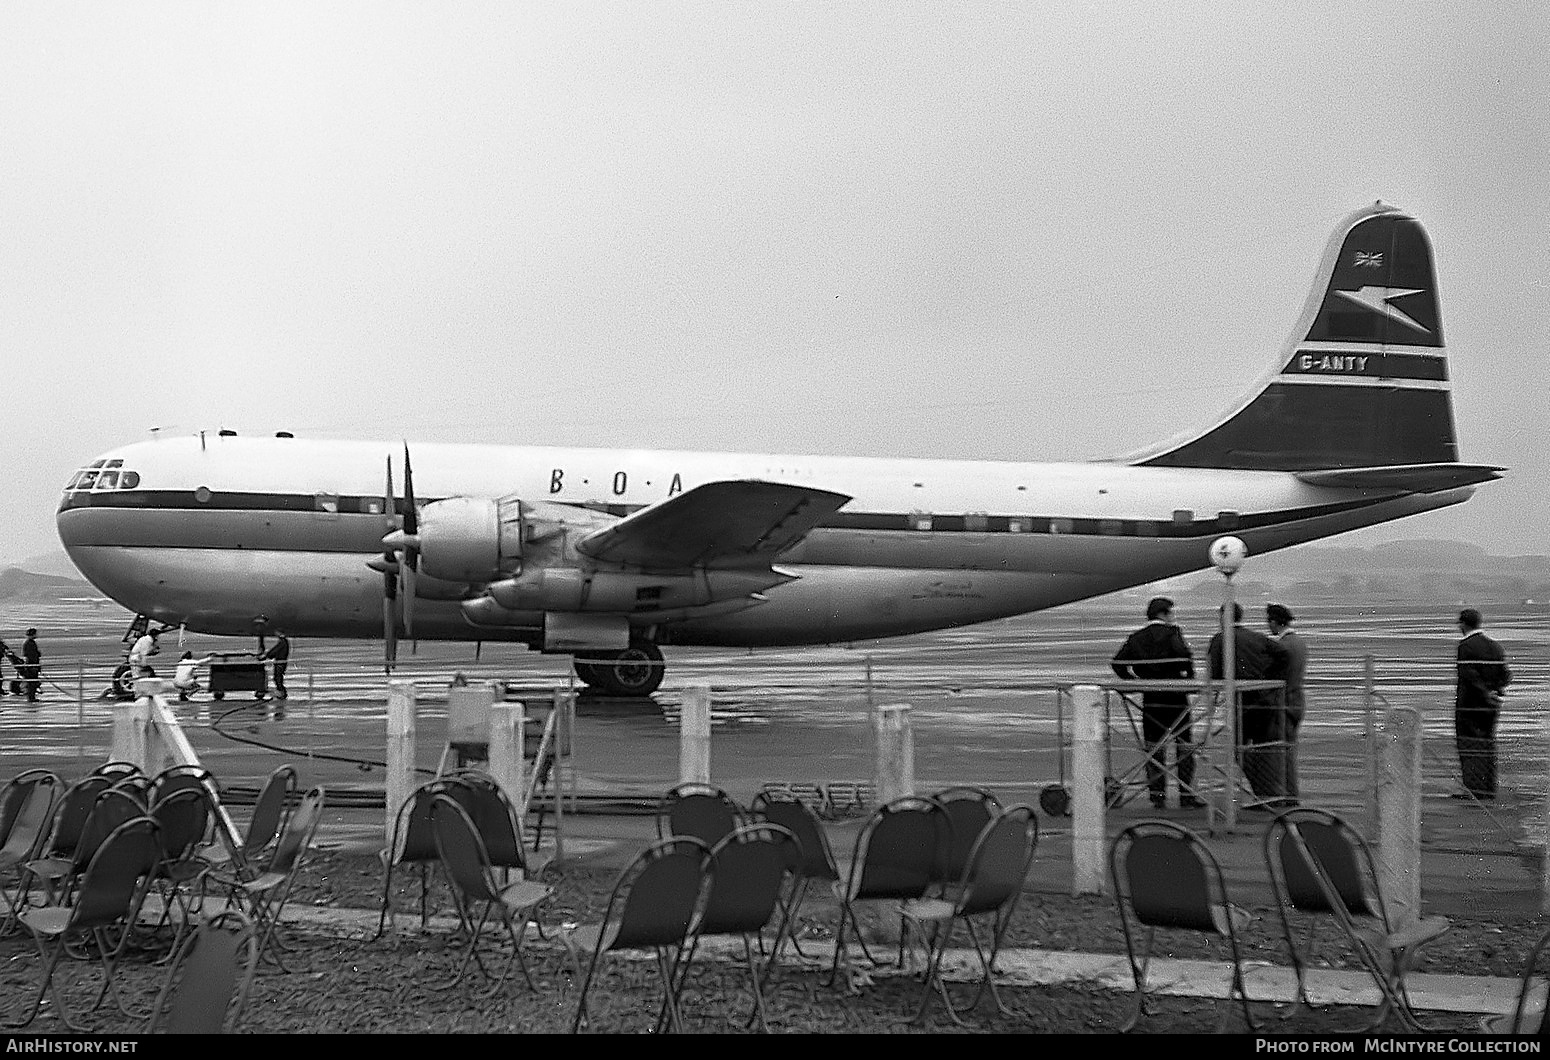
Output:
1 849 1541 1035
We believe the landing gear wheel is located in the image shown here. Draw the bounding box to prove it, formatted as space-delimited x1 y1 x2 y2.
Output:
1039 784 1071 818
573 641 665 697
110 663 135 699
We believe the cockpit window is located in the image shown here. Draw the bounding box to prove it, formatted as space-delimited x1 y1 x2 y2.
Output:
95 471 119 489
120 471 140 489
105 459 123 468
89 460 106 469
76 470 100 489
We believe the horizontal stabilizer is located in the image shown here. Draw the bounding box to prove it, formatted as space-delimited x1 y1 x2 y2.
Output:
576 480 852 570
1294 463 1503 492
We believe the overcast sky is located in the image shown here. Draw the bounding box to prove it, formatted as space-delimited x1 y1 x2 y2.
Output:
3 2 1546 565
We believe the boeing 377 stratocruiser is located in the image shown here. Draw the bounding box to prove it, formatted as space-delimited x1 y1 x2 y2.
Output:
58 204 1502 696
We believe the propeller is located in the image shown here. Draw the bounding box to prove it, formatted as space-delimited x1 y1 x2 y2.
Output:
377 445 422 668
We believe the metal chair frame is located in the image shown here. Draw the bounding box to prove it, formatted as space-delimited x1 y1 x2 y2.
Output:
672 822 798 1033
902 804 1039 1026
3 816 163 1031
375 776 473 940
930 786 1003 889
1110 818 1258 1033
656 782 745 849
427 793 553 996
564 836 712 1034
826 795 952 986
749 787 842 969
0 771 61 934
1264 807 1450 1033
145 908 259 1034
211 786 325 971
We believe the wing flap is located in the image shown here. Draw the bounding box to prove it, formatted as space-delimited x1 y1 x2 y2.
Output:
1294 463 1504 492
575 480 852 569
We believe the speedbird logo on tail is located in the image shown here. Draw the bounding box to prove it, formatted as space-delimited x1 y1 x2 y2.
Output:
1333 286 1431 334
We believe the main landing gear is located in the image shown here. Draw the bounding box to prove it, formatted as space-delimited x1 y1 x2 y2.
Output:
572 640 665 697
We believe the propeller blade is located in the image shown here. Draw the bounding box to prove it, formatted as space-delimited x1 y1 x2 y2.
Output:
382 593 398 673
384 455 395 528
401 563 417 640
402 444 418 536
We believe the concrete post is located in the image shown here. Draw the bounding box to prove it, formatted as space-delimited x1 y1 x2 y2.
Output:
1221 577 1238 829
112 680 157 771
1376 706 1423 927
386 680 417 855
1070 684 1107 896
873 703 915 805
679 684 712 785
489 698 526 826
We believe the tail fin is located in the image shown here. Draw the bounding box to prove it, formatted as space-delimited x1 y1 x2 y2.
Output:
1130 203 1463 472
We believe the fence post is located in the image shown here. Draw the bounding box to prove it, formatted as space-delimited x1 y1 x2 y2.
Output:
386 680 417 856
1364 654 1379 837
873 703 915 805
1070 684 1106 896
679 684 712 784
1376 706 1423 927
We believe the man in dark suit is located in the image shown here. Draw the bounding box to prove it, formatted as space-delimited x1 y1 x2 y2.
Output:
1112 596 1203 809
1454 608 1511 800
20 628 42 702
1208 602 1291 807
1267 603 1308 802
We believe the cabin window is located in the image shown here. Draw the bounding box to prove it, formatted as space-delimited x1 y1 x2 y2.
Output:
314 492 340 514
964 512 988 532
361 498 384 515
95 471 119 490
1007 518 1027 533
1050 517 1073 535
1100 519 1122 536
909 511 933 531
1217 510 1240 530
120 471 140 489
194 486 212 503
1172 509 1193 526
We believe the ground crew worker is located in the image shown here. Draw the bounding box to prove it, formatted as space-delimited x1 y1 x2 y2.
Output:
20 629 42 702
129 627 162 677
261 631 291 700
1111 596 1204 809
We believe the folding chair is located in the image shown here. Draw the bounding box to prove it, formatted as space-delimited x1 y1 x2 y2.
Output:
147 787 217 952
148 765 218 811
901 804 1039 1026
826 795 951 986
564 836 712 1033
108 773 154 808
1481 929 1550 1035
24 788 144 912
3 816 163 1031
376 776 472 939
214 765 297 876
427 793 553 996
0 771 64 930
209 786 325 971
930 786 1002 889
672 822 798 1032
145 908 259 1034
1110 819 1257 1032
1264 807 1451 1032
749 786 842 967
16 776 112 901
656 782 744 848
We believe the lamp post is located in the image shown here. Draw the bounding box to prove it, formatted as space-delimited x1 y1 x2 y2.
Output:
1209 535 1248 831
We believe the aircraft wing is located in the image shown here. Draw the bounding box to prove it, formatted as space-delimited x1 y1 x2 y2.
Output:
1294 463 1504 492
575 480 852 569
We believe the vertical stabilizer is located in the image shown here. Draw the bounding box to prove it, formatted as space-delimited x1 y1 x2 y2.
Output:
1130 204 1459 471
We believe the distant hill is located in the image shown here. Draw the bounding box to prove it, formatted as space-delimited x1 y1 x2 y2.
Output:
17 550 85 579
0 566 94 601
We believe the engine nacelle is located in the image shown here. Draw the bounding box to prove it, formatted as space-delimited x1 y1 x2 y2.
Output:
415 496 522 583
487 568 790 613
